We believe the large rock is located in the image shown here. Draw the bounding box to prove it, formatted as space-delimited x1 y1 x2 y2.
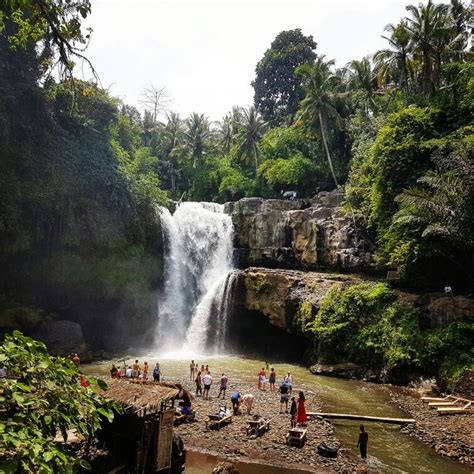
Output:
32 320 88 357
226 191 372 269
239 267 357 335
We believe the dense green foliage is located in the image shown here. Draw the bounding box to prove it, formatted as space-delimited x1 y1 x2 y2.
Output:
0 331 120 473
309 283 474 386
252 29 317 125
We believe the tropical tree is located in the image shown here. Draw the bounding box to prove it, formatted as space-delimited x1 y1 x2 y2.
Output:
405 0 450 94
0 331 120 473
393 141 474 275
235 106 267 170
253 29 317 125
295 56 342 187
345 57 378 115
218 114 233 155
374 21 413 92
183 113 212 168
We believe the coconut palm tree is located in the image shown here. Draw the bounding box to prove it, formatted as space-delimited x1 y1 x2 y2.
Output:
374 21 413 93
235 106 266 171
218 114 233 155
345 57 378 115
294 56 341 187
183 113 212 168
405 0 450 94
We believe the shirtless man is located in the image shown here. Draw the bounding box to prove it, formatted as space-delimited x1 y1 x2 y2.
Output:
190 360 196 380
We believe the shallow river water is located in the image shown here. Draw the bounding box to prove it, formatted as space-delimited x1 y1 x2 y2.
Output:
84 355 470 473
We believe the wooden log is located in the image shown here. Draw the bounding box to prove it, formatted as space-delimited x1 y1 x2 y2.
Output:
306 412 415 425
436 407 474 415
421 397 448 402
428 402 458 407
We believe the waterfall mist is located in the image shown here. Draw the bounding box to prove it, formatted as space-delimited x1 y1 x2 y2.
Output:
155 202 235 356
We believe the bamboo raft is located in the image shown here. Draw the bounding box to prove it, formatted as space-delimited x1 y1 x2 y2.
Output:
421 395 473 415
306 412 415 425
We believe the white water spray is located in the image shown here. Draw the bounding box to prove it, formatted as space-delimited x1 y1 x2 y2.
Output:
156 202 235 355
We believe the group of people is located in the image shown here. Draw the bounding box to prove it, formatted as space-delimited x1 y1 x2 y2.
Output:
110 360 161 382
191 361 226 400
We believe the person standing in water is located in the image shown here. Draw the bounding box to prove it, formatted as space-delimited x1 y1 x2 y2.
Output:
357 424 368 459
190 360 196 381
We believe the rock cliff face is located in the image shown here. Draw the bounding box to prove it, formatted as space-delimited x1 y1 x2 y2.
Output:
225 191 372 270
228 267 357 361
237 267 357 335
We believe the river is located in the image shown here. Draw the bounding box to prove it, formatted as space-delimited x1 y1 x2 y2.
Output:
83 355 469 473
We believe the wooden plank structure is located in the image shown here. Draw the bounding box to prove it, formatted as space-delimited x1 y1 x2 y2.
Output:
101 380 190 473
246 416 271 438
421 395 474 415
307 412 415 425
286 428 307 447
205 413 233 430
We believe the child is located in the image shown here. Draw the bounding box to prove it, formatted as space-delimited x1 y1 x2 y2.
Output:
290 396 297 427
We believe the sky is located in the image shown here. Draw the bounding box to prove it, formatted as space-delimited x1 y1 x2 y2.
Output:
80 0 413 121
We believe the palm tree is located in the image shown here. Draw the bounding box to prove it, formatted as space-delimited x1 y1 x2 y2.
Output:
405 0 450 94
235 106 266 171
394 142 474 279
218 114 233 155
295 56 341 187
374 21 413 93
183 113 212 168
345 57 378 115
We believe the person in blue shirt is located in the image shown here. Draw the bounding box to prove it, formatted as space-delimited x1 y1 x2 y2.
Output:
230 391 241 415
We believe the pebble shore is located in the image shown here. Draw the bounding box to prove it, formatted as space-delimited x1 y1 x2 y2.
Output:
174 375 362 473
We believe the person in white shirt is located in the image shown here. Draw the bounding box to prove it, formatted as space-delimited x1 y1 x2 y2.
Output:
202 371 213 400
242 393 255 414
125 366 133 378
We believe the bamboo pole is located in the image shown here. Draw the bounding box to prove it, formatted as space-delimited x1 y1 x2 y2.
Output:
307 412 415 425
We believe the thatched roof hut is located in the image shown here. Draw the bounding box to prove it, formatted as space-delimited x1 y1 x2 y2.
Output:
104 380 185 417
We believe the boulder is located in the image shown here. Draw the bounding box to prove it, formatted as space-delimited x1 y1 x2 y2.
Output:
32 320 88 358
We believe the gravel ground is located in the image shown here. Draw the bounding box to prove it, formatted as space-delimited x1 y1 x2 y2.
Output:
390 390 474 467
173 375 362 473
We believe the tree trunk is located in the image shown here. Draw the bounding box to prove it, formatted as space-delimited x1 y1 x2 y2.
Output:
318 110 339 188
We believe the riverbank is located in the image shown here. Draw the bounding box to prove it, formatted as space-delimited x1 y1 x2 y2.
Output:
174 375 359 473
83 355 471 473
389 389 473 466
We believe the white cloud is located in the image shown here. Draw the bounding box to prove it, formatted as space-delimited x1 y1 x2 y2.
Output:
79 0 411 120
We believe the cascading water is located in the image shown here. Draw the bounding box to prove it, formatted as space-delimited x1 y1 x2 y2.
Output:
155 202 235 355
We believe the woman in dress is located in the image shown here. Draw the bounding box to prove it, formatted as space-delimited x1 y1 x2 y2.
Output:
296 391 308 426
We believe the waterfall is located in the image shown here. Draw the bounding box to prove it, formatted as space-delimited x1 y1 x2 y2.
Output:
156 202 235 355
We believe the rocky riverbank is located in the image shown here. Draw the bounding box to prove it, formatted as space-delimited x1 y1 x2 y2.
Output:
389 390 474 467
173 375 361 472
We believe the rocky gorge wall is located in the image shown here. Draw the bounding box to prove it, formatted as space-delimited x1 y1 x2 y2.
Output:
224 190 372 270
